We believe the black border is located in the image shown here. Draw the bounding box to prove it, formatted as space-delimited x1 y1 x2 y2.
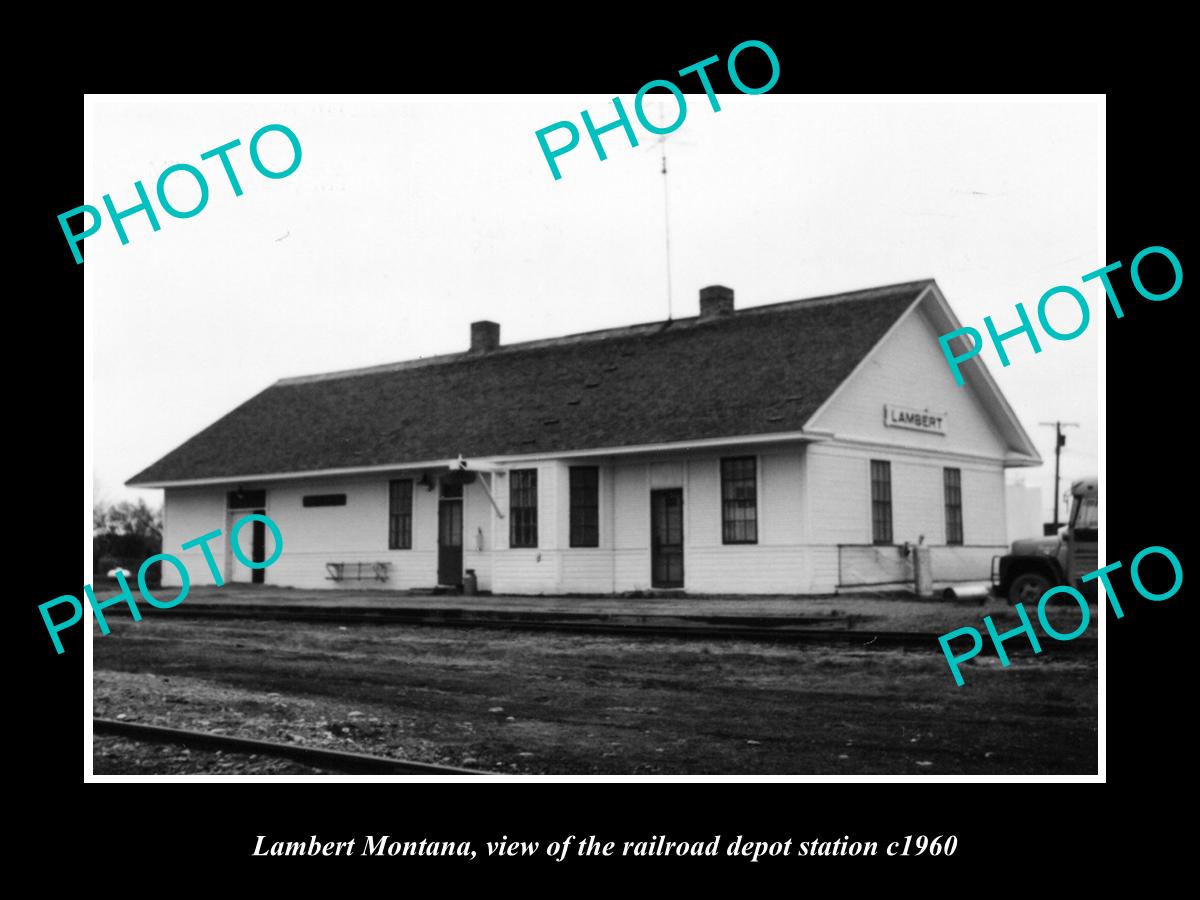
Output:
26 23 1189 884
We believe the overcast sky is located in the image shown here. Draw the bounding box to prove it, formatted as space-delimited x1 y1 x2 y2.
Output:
86 96 1099 522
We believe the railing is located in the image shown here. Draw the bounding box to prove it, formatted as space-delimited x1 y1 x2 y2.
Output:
836 544 913 589
836 544 1007 589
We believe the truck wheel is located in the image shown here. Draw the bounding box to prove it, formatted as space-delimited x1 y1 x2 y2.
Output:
1008 572 1051 607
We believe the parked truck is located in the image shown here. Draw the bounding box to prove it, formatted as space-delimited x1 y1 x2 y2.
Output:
992 477 1098 605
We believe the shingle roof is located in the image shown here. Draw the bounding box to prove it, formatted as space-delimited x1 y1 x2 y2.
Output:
127 281 931 485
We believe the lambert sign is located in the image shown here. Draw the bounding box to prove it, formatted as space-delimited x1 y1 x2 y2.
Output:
883 404 946 435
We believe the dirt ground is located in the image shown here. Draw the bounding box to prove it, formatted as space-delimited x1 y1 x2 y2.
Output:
93 616 1097 775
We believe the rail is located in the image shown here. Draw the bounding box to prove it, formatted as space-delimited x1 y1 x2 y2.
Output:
93 718 491 775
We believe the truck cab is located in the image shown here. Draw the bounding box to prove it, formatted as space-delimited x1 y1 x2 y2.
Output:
993 477 1098 606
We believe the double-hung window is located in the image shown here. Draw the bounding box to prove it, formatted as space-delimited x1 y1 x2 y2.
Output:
721 457 758 544
510 469 538 548
943 468 963 546
569 466 599 548
870 460 893 545
388 479 413 549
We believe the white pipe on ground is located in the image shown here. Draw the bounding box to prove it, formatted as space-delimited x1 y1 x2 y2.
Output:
941 583 993 603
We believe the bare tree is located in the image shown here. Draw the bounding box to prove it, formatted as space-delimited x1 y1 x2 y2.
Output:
93 499 163 580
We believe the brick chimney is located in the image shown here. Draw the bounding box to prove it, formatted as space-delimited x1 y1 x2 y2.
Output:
470 320 500 353
699 285 734 318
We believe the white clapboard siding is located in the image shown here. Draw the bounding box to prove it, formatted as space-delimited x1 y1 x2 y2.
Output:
492 549 561 594
498 461 557 550
559 550 615 594
164 476 444 591
961 466 1006 545
613 548 652 592
805 445 872 544
538 462 558 551
649 461 685 488
463 475 495 591
612 464 648 550
809 546 841 594
801 441 1007 589
686 458 721 547
682 545 811 594
760 451 804 546
162 487 227 587
162 438 1009 595
891 458 946 545
490 462 559 593
808 305 1010 458
553 461 610 551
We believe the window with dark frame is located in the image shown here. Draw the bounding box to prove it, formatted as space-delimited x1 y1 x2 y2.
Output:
227 489 266 509
1072 495 1098 534
302 493 346 507
388 479 413 550
870 460 893 545
720 456 758 544
509 469 538 548
944 467 964 546
569 466 599 548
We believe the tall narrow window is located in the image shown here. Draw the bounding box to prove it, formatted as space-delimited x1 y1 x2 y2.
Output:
870 460 893 545
721 456 758 544
569 466 599 548
510 469 538 548
388 479 413 549
944 467 963 545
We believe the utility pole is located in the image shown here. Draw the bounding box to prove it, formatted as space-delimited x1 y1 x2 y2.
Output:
1039 421 1079 528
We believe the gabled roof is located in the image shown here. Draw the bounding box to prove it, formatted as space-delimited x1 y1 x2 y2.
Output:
128 281 943 486
914 282 1041 466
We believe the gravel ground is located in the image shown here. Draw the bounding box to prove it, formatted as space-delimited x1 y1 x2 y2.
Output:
94 734 327 775
93 617 1097 775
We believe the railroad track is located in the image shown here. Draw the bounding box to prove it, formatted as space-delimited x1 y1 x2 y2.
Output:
162 604 1095 652
93 718 491 775
170 604 920 645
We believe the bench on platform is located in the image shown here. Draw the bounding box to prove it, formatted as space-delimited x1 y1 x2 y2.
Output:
325 562 391 582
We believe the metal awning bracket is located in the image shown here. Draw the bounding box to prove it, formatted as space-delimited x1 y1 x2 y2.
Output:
455 454 505 518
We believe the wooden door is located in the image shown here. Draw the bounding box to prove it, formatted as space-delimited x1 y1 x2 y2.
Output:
651 489 684 589
438 489 464 587
250 513 265 584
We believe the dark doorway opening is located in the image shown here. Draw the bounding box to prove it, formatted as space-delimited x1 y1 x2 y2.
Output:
651 488 684 589
438 481 464 587
250 513 265 584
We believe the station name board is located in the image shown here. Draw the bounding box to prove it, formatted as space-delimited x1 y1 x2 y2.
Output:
884 404 946 435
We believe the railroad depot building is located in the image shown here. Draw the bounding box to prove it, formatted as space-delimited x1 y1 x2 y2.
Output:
128 281 1041 595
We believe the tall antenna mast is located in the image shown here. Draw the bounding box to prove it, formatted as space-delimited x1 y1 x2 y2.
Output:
661 134 673 321
647 101 691 322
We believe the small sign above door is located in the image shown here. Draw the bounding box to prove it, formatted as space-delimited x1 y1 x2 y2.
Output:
883 404 947 435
